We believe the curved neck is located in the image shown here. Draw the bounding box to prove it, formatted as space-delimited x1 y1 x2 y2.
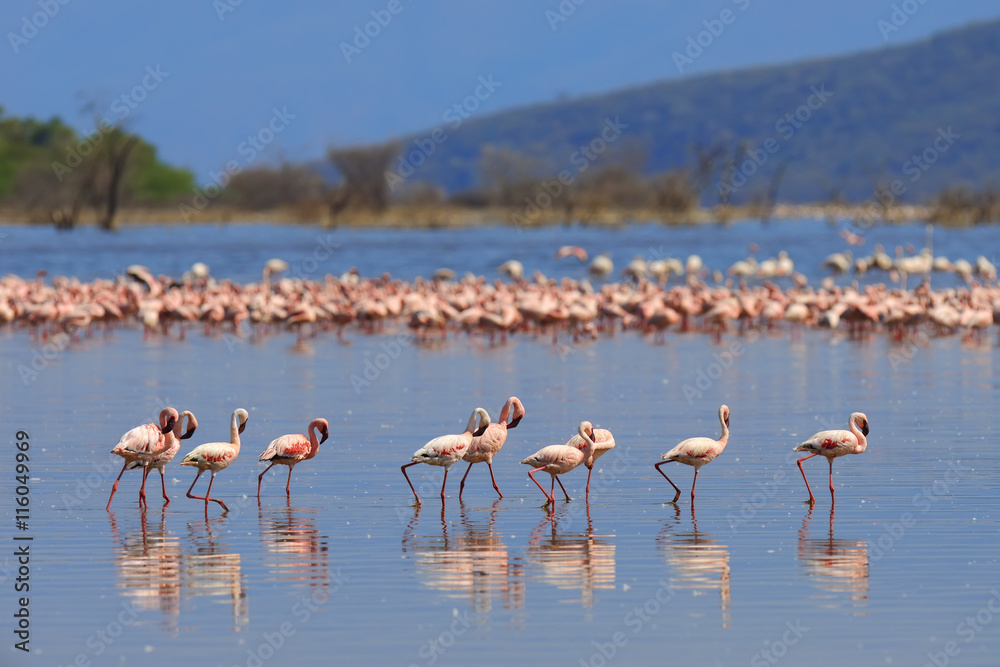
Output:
849 418 867 448
229 412 243 448
307 423 322 455
718 412 729 445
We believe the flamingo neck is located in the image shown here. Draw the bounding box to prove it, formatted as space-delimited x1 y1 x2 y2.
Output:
850 419 867 450
498 398 513 424
229 415 242 449
718 415 730 446
308 423 322 456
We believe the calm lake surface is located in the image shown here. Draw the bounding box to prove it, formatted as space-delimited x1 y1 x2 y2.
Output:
2 220 999 666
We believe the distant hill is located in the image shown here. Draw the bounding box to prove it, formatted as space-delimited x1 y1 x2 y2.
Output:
395 19 1000 204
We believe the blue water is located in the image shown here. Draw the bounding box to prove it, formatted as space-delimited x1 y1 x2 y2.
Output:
1 220 999 666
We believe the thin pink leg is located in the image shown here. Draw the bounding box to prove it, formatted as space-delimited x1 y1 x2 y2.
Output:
655 461 682 502
554 476 571 502
186 470 205 501
106 461 129 511
527 467 552 504
486 462 502 499
440 468 450 502
796 453 818 504
204 472 228 512
691 468 700 500
458 462 475 500
401 462 421 505
828 457 835 504
158 468 170 505
139 466 150 507
257 463 276 497
585 466 594 501
286 467 293 496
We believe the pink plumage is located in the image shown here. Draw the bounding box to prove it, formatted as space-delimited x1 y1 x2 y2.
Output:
794 412 869 504
567 426 615 500
459 396 525 500
106 408 178 511
125 410 199 506
521 421 596 506
401 408 490 505
655 405 730 503
257 418 329 497
181 408 249 513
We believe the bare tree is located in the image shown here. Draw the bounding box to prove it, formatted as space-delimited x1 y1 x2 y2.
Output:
327 141 400 212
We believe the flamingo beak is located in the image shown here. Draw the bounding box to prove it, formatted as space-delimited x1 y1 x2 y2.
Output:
181 426 197 440
508 416 522 429
160 417 177 435
473 424 488 437
320 430 329 445
862 422 870 436
238 418 248 435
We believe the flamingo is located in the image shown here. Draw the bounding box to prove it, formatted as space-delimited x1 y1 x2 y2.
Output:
566 425 616 500
521 421 596 506
655 405 730 502
106 408 179 511
459 396 525 500
257 418 330 497
401 408 490 505
180 408 249 512
126 410 198 506
794 412 869 504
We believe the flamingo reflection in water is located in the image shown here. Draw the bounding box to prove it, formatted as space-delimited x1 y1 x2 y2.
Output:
258 499 330 594
402 502 525 618
797 505 869 614
109 509 182 632
526 504 615 611
657 504 731 628
184 516 249 631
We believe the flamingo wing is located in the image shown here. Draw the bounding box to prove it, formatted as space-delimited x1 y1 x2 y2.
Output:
113 423 166 457
662 436 719 465
795 429 857 456
182 442 237 467
260 433 310 462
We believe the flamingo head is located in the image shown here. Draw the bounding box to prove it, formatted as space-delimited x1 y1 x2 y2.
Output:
507 397 525 429
235 408 250 434
159 408 179 435
720 405 730 428
852 412 869 437
317 418 330 445
470 407 491 438
180 411 199 440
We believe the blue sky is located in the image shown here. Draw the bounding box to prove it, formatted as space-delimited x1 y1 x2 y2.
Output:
3 0 999 182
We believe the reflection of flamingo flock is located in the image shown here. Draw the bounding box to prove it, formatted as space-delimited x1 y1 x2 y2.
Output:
6 242 1000 347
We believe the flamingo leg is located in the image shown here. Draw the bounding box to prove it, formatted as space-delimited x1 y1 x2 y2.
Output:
555 475 571 502
204 472 229 512
691 468 699 500
486 462 503 499
401 462 421 505
286 466 293 496
796 453 819 504
458 462 475 500
527 467 553 504
585 466 594 501
257 463 276 497
186 469 206 501
106 461 129 511
440 467 450 502
828 456 835 503
158 467 170 505
655 461 682 503
139 465 150 507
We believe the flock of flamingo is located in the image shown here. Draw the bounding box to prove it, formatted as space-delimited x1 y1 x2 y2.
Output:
4 242 1000 348
107 398 870 514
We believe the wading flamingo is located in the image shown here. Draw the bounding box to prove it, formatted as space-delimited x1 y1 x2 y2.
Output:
794 412 869 504
521 421 596 506
402 408 491 505
655 405 730 502
180 408 249 512
257 418 330 497
107 408 179 511
566 425 616 500
459 397 525 500
127 410 198 506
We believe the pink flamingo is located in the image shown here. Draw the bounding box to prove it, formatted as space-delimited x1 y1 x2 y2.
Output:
566 425 616 500
126 410 198 506
402 408 490 504
794 412 869 504
521 421 596 506
180 408 249 512
459 397 525 500
257 418 330 497
655 405 730 502
107 408 178 511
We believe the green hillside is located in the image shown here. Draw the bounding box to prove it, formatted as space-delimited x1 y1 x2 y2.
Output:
400 19 1000 204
